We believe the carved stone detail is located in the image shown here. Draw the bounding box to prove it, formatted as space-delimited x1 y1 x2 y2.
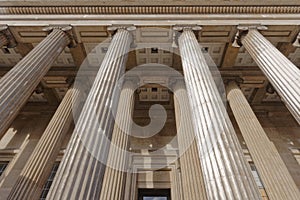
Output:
1 6 300 15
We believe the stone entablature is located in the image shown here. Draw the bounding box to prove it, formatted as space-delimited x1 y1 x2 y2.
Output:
1 0 300 6
1 5 300 15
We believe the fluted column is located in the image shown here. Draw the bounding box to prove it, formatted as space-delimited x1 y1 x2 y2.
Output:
0 27 72 137
7 87 80 200
227 81 300 200
46 27 133 200
177 26 261 199
173 80 207 200
99 80 135 200
241 28 300 124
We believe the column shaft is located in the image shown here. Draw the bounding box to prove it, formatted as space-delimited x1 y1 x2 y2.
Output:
173 81 207 200
46 28 132 200
99 81 135 200
227 81 300 200
0 28 70 137
242 29 300 124
7 87 79 200
178 29 261 199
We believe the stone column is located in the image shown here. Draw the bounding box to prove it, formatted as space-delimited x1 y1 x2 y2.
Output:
7 87 80 200
227 81 300 200
176 26 261 199
240 27 300 124
46 27 134 200
173 80 207 200
99 80 135 200
0 27 72 137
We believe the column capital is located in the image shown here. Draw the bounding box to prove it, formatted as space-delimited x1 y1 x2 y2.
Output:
168 76 185 91
172 25 202 48
223 77 244 87
107 24 136 37
292 32 300 47
0 25 17 48
232 24 268 48
237 24 268 31
107 24 136 32
226 80 240 95
107 25 136 47
173 24 202 32
42 25 77 48
123 75 140 90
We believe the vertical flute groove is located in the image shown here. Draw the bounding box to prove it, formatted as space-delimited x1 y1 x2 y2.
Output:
7 87 80 200
99 80 135 200
227 81 300 200
0 29 70 137
173 80 207 200
242 29 300 124
46 29 132 200
178 29 261 200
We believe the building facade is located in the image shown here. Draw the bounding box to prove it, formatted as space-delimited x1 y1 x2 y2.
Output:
0 1 299 200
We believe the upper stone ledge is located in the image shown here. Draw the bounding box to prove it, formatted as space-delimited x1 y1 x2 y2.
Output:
1 2 300 15
1 0 300 6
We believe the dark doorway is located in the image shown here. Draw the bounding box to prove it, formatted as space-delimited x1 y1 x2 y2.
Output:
138 189 171 200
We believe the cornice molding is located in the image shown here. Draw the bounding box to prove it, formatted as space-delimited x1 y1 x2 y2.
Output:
2 0 300 6
1 6 300 15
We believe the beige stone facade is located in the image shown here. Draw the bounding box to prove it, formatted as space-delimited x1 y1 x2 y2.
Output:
0 1 299 200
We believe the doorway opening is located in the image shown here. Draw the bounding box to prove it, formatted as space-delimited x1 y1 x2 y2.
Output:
138 188 171 200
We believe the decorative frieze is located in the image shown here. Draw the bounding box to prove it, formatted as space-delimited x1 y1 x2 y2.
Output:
1 6 300 15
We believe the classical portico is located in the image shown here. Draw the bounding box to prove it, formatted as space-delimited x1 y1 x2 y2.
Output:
0 1 300 200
